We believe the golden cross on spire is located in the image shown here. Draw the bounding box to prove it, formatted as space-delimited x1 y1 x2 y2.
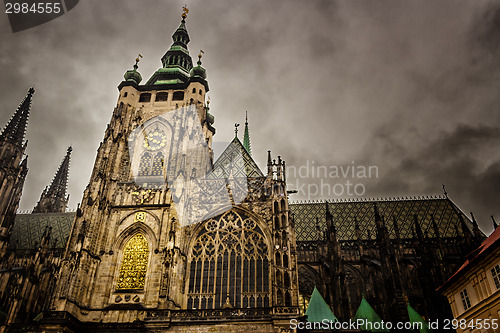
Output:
182 5 189 19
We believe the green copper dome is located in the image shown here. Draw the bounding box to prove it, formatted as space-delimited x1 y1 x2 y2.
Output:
190 55 207 80
124 58 142 84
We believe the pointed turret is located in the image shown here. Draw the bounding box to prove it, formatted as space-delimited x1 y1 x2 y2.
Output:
431 214 440 239
267 150 273 176
243 111 252 156
33 147 72 213
0 88 33 256
470 212 484 240
373 202 383 229
392 215 401 240
0 87 34 148
414 214 424 240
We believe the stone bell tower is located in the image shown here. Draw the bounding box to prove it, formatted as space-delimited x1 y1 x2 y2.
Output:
46 9 298 332
52 6 214 313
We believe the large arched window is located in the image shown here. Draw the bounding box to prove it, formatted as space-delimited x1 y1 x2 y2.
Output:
138 152 165 177
116 234 149 290
187 210 270 309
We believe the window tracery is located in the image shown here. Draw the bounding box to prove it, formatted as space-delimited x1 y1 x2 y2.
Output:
117 233 149 290
151 152 164 176
138 153 152 176
187 211 270 309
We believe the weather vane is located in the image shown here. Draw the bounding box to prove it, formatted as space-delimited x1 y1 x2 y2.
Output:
135 53 143 65
199 49 204 60
182 5 189 19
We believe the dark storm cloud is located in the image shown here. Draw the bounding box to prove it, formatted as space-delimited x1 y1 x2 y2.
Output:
1 1 499 234
366 124 500 234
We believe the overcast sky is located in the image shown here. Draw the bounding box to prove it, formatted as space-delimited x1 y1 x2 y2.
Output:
1 0 500 234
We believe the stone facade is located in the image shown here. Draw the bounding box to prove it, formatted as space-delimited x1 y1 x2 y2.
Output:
0 9 490 333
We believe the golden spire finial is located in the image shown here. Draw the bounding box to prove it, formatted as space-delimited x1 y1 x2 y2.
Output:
198 49 204 60
182 5 189 19
135 53 143 64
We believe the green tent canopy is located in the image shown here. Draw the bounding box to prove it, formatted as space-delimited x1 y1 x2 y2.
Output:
305 286 338 323
407 303 432 333
353 296 389 332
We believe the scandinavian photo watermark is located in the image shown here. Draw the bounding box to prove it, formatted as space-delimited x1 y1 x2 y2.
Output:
287 160 379 199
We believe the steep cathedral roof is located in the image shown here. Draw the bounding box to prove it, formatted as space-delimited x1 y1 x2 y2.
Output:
208 136 263 179
9 212 75 250
32 147 72 213
290 197 476 241
0 87 34 147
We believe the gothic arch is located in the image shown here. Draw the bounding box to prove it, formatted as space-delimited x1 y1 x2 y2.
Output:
114 211 160 246
298 264 321 297
186 209 272 309
116 233 150 290
114 221 158 252
344 264 365 315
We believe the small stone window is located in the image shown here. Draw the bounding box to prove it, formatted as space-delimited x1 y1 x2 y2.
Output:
199 89 202 95
139 93 151 103
460 288 471 310
192 88 196 93
155 92 168 102
492 264 500 289
123 92 128 97
173 91 184 101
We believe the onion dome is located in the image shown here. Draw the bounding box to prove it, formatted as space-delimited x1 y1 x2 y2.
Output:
190 52 207 80
124 56 142 84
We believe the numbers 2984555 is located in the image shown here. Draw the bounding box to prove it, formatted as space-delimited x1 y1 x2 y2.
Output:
5 3 61 14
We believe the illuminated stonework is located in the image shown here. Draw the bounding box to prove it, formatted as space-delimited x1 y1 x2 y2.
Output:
187 210 271 309
117 233 149 290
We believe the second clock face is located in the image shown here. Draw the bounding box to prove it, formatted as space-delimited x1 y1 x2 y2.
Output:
144 131 167 151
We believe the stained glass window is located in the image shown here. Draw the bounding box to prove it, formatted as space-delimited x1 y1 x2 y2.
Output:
117 234 149 290
187 211 270 309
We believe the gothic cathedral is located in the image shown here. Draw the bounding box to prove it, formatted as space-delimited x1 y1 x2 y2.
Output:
0 8 489 333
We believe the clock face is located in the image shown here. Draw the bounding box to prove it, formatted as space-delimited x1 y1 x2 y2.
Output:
144 130 167 151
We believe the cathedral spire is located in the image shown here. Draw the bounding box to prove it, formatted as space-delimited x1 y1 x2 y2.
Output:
146 7 194 85
1 87 34 147
32 147 72 213
243 111 252 156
